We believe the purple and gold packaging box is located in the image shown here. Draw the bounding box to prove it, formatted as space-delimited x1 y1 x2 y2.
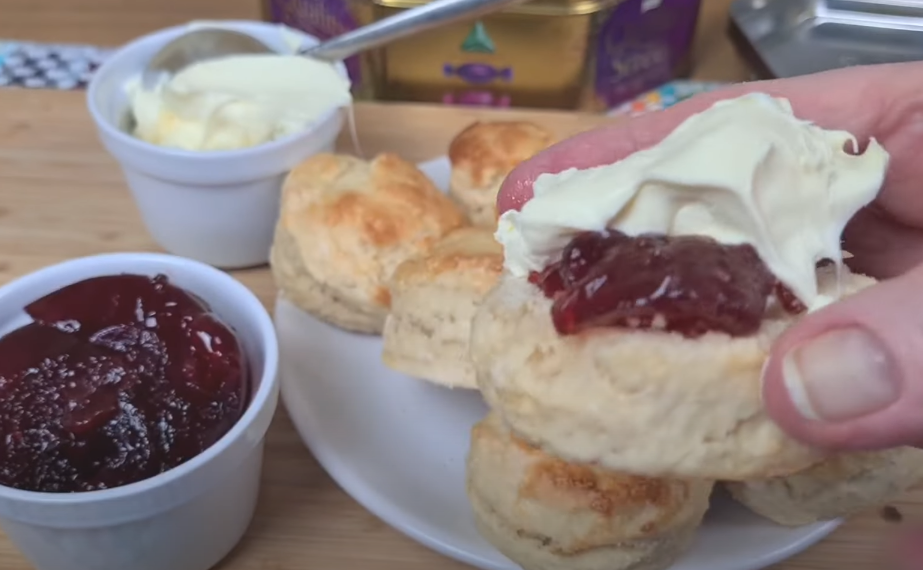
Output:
264 0 701 110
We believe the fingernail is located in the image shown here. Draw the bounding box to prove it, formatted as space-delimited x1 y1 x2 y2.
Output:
781 327 900 421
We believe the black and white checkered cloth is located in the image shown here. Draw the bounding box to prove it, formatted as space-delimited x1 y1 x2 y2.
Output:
0 41 113 90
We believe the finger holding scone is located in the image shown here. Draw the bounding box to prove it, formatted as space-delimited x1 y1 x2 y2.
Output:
470 265 875 480
471 94 892 483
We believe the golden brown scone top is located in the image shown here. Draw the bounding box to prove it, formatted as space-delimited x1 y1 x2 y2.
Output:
449 121 555 190
513 438 689 529
279 153 467 310
390 227 503 295
473 415 697 537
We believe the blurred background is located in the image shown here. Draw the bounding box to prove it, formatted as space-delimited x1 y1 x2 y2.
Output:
2 0 920 116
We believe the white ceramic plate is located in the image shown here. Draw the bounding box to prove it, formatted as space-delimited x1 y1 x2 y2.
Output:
275 157 841 570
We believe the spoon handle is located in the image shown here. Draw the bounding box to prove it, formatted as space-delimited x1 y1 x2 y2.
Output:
299 0 528 61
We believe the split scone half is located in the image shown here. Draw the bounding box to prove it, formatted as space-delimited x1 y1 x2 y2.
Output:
471 264 875 480
467 412 714 570
382 227 503 389
725 447 923 526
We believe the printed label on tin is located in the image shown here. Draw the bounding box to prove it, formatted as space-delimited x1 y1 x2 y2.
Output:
595 0 700 108
440 20 513 107
265 0 362 84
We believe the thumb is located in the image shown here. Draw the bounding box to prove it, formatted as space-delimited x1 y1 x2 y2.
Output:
762 265 923 451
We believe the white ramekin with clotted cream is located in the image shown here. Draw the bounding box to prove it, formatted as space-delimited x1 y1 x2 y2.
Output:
88 21 352 268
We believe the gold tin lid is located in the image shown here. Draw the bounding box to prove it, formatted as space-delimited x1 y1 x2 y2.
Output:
370 0 619 17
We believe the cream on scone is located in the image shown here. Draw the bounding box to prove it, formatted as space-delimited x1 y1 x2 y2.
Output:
467 412 713 570
473 94 891 480
449 121 554 226
270 153 466 334
724 447 923 526
382 227 502 389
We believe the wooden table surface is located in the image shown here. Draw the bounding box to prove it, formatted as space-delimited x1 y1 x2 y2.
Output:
0 0 914 569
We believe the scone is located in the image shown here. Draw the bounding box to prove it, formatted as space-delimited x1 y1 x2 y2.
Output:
382 227 503 388
471 264 875 481
467 413 714 570
270 153 466 334
474 94 889 480
725 447 923 526
448 121 554 226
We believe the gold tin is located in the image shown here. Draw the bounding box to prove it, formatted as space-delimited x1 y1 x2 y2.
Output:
264 0 701 110
355 0 619 109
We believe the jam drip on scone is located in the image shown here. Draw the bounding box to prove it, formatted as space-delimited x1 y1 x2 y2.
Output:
529 231 806 338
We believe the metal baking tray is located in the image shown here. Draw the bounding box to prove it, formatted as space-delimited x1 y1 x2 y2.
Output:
728 0 923 79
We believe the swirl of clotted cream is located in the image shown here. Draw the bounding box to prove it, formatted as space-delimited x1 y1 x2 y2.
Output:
495 93 889 310
127 52 351 151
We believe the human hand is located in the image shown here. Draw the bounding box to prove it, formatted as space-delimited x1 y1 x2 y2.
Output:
496 62 923 452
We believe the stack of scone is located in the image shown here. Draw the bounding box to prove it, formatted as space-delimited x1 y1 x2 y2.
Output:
463 94 923 570
270 105 923 570
270 120 553 336
466 264 923 570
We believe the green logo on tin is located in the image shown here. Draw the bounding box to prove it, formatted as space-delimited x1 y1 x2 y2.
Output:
461 21 495 54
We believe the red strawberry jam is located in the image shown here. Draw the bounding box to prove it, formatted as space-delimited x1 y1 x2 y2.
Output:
530 231 805 338
0 274 249 493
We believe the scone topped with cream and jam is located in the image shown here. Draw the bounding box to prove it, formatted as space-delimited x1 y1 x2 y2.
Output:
471 93 890 480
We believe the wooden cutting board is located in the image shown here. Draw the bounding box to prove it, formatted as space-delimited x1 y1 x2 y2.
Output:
0 89 912 570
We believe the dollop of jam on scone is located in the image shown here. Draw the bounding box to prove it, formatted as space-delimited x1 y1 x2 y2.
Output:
529 230 807 337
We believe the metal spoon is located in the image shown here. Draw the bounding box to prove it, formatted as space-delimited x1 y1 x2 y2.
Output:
142 0 526 89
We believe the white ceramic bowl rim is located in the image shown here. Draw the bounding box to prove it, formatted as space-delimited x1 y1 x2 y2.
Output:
86 20 350 161
0 252 279 506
